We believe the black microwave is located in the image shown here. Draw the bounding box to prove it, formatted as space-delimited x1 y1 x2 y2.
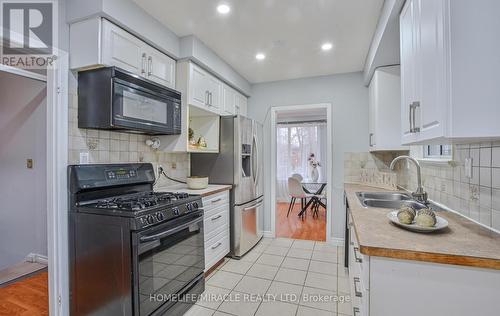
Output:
78 67 181 135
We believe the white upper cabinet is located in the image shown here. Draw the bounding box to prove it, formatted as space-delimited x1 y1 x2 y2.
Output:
70 18 176 89
144 46 176 88
188 63 222 114
222 84 248 116
234 92 248 116
400 0 500 145
369 66 407 152
222 84 236 115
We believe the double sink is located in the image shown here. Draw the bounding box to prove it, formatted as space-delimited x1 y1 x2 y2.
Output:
356 191 428 210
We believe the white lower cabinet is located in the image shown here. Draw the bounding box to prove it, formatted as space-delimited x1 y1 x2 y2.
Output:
347 209 500 316
203 191 230 272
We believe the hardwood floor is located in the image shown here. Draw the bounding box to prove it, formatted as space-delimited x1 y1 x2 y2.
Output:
275 201 326 241
0 271 48 315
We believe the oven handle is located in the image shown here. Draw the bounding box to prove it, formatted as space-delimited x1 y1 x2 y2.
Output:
139 215 203 242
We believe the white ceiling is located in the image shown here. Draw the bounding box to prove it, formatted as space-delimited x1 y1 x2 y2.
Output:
133 0 384 83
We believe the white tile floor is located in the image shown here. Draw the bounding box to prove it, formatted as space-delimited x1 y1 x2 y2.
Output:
185 238 352 316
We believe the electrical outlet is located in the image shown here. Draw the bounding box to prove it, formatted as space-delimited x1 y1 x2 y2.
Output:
79 152 89 164
171 162 177 170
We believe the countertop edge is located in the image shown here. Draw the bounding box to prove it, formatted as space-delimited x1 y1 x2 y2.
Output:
155 184 232 197
359 245 500 270
345 183 500 271
196 186 232 197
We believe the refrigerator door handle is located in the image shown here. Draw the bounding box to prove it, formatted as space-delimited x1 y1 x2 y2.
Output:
243 201 264 211
252 132 260 188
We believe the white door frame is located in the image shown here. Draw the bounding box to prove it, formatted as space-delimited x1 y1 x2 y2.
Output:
270 103 333 243
46 51 69 315
0 54 68 314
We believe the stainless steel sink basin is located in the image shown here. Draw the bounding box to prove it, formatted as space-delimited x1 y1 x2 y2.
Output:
362 199 427 210
356 192 427 210
356 192 412 201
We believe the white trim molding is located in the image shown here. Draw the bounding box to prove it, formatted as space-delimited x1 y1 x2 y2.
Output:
25 253 49 265
270 103 333 242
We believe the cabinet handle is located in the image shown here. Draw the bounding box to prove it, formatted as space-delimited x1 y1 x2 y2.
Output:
211 198 222 203
409 103 413 133
141 53 147 74
211 215 222 221
353 247 363 263
205 90 209 105
412 101 420 133
353 307 360 316
354 277 363 297
211 242 222 250
147 56 152 76
369 133 374 147
209 92 213 106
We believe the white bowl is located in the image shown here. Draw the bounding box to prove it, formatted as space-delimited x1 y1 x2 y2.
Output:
186 176 209 190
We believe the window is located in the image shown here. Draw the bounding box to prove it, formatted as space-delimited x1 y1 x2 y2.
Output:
423 144 452 159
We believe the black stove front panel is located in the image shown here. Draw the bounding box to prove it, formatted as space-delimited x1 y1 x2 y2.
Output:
69 163 155 193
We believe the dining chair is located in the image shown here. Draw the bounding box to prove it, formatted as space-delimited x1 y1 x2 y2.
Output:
287 177 316 218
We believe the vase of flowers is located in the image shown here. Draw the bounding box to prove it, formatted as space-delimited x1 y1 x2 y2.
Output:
308 153 321 182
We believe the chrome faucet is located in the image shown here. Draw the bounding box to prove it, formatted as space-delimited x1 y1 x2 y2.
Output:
390 155 428 204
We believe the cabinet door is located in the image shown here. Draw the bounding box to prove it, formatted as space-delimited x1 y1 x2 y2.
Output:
400 0 419 144
146 47 176 89
417 0 446 140
101 20 144 75
206 76 222 112
190 64 209 108
234 93 247 116
223 84 236 115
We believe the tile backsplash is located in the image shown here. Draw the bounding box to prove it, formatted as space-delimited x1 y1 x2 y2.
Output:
344 151 408 190
344 142 500 231
67 92 189 188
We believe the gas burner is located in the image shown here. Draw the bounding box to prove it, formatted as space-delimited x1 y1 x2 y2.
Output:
91 191 195 211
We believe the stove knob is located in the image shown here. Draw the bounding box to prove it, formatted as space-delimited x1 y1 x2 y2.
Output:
156 212 164 221
193 202 199 209
186 204 192 211
146 215 155 225
173 207 180 216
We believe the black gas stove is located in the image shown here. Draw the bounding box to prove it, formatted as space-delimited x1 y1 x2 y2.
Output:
69 163 205 316
78 190 201 230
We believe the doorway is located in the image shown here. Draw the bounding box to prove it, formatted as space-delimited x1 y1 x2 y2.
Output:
270 104 332 242
0 69 49 314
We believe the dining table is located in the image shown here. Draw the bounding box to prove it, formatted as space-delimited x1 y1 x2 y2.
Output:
298 181 327 217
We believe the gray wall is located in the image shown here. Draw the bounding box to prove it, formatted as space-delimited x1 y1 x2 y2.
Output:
248 72 369 240
0 72 47 270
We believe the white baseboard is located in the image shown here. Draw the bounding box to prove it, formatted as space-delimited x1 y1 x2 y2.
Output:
262 231 275 238
25 253 48 265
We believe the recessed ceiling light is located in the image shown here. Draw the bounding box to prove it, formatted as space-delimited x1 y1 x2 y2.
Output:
321 42 333 51
255 53 266 60
217 4 231 14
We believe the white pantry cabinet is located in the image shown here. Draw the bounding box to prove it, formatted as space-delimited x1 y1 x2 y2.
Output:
400 0 500 145
368 66 407 151
70 17 176 89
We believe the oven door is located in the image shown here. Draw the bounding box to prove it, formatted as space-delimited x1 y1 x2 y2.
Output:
112 78 180 135
132 211 204 316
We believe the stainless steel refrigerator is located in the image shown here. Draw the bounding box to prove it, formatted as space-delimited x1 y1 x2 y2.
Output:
191 115 264 258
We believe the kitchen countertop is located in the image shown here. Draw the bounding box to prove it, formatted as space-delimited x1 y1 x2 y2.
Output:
155 183 232 197
345 183 500 270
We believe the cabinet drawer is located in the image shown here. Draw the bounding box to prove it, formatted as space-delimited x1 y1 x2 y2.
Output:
202 191 230 212
205 229 229 271
204 207 229 240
